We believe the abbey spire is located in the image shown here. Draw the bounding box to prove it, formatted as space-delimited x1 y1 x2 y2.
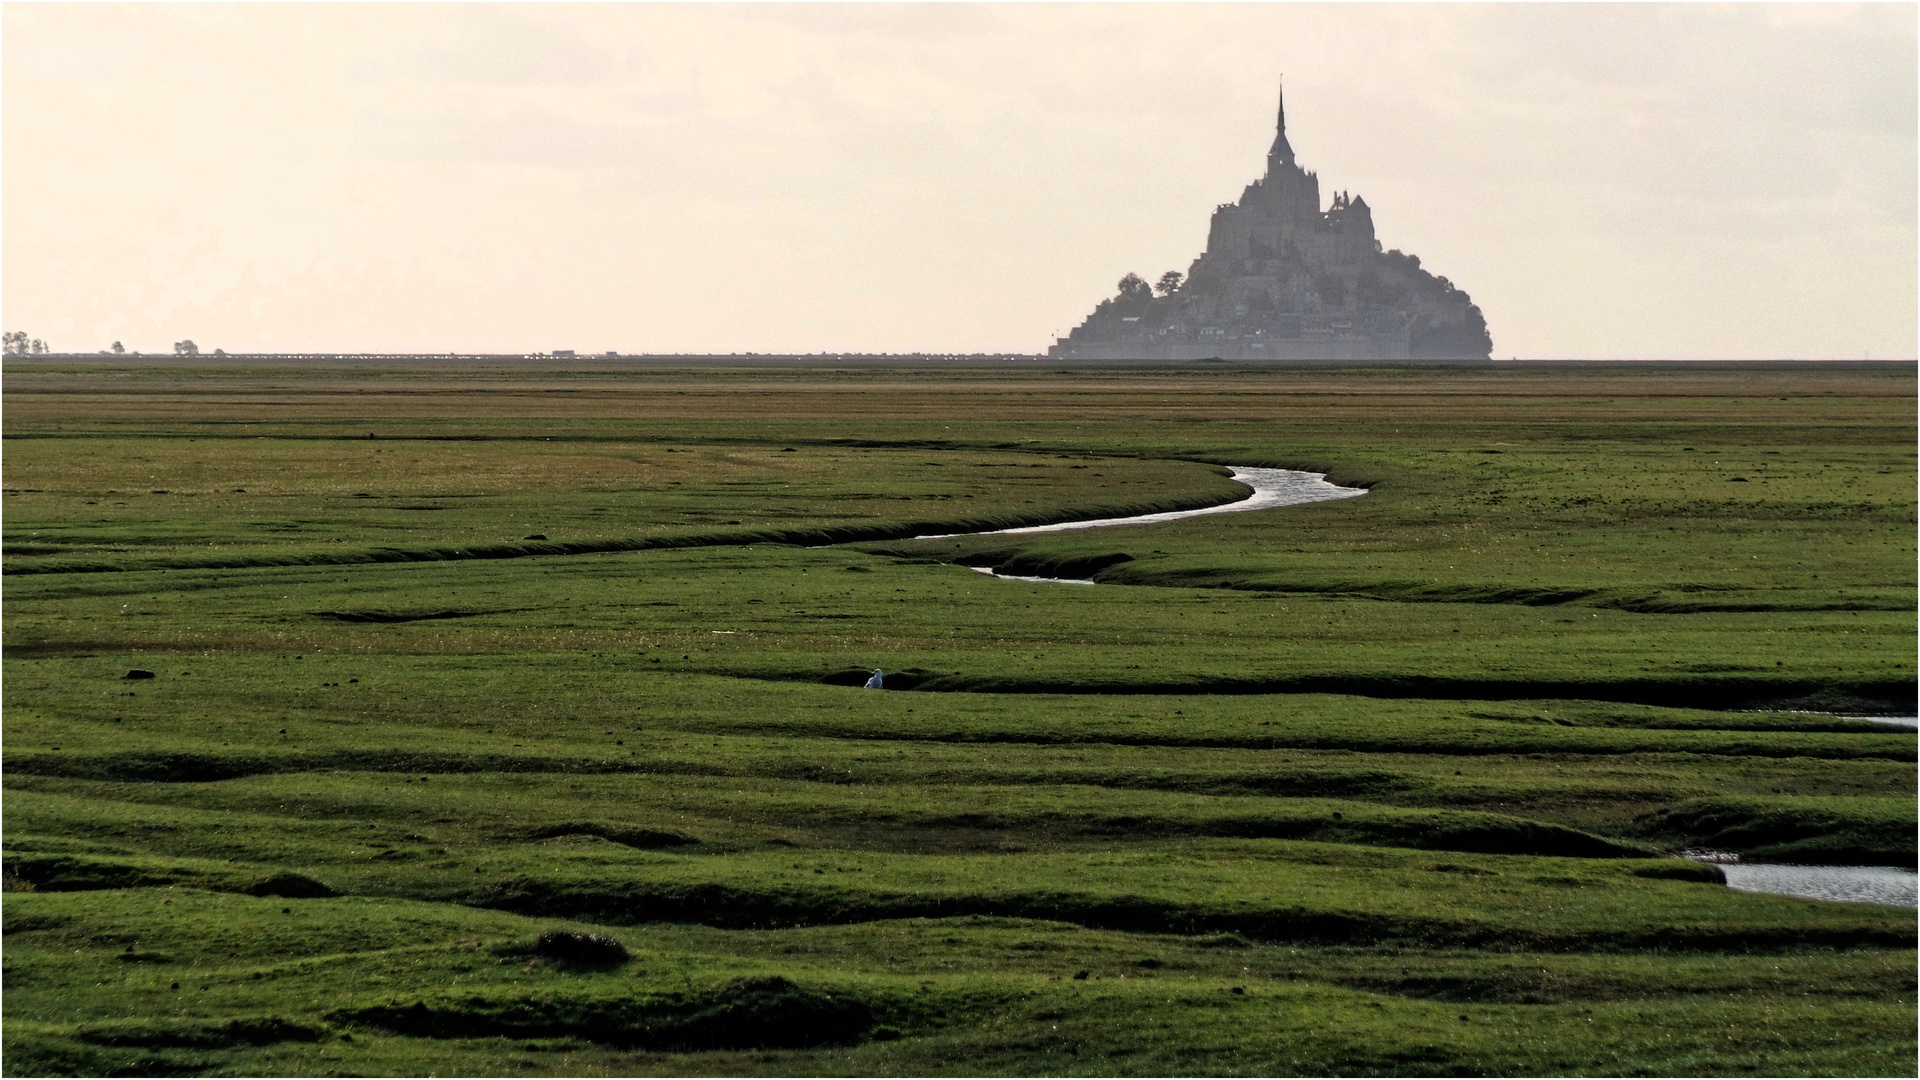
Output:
1266 81 1296 172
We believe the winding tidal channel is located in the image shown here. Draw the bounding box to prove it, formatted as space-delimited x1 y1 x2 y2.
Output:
917 465 1918 909
918 466 1367 544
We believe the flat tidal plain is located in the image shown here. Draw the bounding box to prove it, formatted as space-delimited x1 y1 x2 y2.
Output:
3 360 1915 1076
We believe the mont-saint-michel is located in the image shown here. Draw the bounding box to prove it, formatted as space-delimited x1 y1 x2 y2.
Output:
1051 92 1494 362
5 12 1916 1072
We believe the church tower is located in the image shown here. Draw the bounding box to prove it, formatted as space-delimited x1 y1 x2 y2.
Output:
1266 83 1296 172
1251 80 1318 221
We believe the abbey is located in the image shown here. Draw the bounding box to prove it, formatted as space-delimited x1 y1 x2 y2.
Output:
1049 90 1493 361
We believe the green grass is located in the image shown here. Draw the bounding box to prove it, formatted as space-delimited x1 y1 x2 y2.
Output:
4 891 1913 1077
3 360 1914 1075
1 442 1243 575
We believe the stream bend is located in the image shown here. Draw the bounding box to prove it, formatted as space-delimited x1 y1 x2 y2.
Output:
916 466 1367 540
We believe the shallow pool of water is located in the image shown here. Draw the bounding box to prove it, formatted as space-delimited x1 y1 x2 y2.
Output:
1720 863 1917 907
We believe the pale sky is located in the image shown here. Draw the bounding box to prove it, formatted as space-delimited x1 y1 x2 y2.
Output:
5 3 1915 359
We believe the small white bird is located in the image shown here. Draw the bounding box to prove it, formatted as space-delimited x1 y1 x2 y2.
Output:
863 669 885 689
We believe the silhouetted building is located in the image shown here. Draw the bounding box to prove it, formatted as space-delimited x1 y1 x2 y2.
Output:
1050 88 1493 361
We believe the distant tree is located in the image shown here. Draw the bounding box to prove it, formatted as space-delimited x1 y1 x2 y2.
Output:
30 338 49 355
173 340 199 356
1154 271 1184 297
1111 272 1155 318
3 331 28 356
111 341 125 355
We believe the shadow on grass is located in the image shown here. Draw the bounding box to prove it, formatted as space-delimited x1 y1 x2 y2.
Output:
1636 798 1919 868
813 669 1919 716
462 876 1915 952
332 975 880 1051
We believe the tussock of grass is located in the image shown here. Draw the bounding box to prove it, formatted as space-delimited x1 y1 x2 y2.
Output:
1630 861 1727 884
524 823 697 850
3 851 218 893
526 927 632 967
244 871 337 898
73 1016 331 1049
1637 797 1918 867
333 974 879 1050
944 547 1140 580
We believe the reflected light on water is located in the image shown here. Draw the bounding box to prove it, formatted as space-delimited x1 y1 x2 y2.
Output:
1721 864 1918 908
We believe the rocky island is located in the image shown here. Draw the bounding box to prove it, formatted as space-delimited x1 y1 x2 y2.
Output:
1051 90 1494 361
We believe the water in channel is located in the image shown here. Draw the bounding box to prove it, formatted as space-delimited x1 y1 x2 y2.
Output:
1719 864 1918 908
916 466 1366 541
924 464 1913 909
1842 715 1919 729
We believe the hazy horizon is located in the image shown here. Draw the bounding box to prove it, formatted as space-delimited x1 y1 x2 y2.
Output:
6 4 1915 360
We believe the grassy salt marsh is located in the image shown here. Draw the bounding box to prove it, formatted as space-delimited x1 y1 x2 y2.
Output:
3 360 1914 1076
